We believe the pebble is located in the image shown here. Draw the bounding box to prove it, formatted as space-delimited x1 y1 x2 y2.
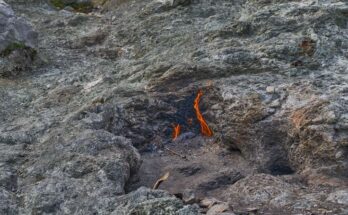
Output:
270 99 280 108
200 197 221 208
266 86 276 93
207 203 230 215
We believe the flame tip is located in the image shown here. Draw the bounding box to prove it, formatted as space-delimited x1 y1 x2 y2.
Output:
172 124 181 140
194 90 213 137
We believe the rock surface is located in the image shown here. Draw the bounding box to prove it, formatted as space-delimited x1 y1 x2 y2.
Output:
0 0 347 214
0 0 38 77
112 187 199 214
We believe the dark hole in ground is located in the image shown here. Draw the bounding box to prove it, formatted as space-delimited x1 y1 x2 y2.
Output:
269 163 295 176
265 156 295 176
226 145 242 154
257 122 296 176
174 193 183 199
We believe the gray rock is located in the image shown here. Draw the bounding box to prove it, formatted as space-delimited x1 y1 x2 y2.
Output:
226 174 298 207
0 0 37 51
0 189 18 215
112 187 199 214
171 0 191 7
0 0 347 214
0 0 38 76
327 189 348 205
0 165 17 192
19 130 141 214
266 86 275 94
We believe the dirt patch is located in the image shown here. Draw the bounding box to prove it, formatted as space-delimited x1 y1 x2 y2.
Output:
126 135 256 201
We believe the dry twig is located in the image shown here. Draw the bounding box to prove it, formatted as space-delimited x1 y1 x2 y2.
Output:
164 146 188 160
153 172 170 189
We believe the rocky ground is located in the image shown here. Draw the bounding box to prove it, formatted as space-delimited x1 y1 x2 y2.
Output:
0 0 347 214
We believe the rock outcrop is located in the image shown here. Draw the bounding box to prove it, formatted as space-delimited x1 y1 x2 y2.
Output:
0 0 38 77
0 0 347 214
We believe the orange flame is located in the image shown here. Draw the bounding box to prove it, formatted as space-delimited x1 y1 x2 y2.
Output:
172 124 181 140
194 90 213 137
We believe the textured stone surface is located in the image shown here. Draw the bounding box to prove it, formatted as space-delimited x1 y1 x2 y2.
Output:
0 0 37 51
226 174 347 214
17 129 142 214
0 0 38 77
0 0 347 214
112 187 199 214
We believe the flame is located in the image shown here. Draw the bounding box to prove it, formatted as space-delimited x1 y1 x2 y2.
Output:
194 90 213 136
172 124 181 140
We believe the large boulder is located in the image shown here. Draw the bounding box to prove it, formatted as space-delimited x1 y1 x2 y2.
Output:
19 130 142 214
226 174 348 214
0 0 38 77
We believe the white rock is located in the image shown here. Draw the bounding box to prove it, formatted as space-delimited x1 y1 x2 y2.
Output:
266 86 276 93
270 99 280 108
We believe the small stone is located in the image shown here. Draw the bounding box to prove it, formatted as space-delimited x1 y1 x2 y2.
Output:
267 108 276 114
246 207 259 212
207 203 230 215
63 6 75 12
266 86 275 93
211 104 222 110
182 189 197 204
200 197 221 208
325 111 337 124
335 150 343 159
270 99 280 108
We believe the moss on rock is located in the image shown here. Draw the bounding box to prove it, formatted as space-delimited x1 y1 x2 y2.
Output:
50 0 94 13
0 42 34 57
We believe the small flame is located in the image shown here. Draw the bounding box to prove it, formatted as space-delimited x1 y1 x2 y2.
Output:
172 124 181 140
194 90 213 137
